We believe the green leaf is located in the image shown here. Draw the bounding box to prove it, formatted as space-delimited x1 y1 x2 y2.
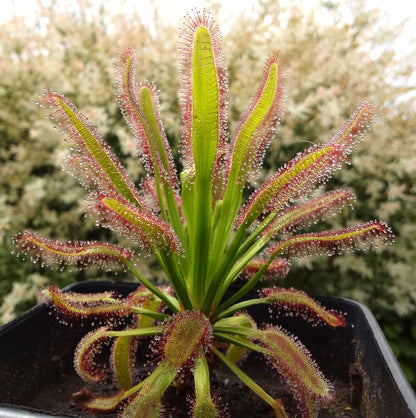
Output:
121 362 177 418
112 336 135 390
74 390 126 412
227 54 283 192
192 26 220 180
193 355 220 418
178 12 228 307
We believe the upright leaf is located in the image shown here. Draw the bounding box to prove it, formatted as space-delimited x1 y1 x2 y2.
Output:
178 9 228 183
178 10 228 305
115 49 178 190
226 53 284 194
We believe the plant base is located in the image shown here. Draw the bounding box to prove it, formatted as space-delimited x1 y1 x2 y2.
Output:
0 282 415 417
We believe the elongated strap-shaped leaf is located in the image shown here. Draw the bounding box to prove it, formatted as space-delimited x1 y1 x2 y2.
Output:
266 221 394 259
75 326 161 385
178 10 229 307
192 356 221 418
257 326 333 402
13 231 133 271
115 49 178 188
37 90 144 207
93 196 180 254
39 285 131 320
178 9 228 180
260 287 346 327
263 189 355 238
329 100 377 156
226 54 284 191
111 335 138 390
237 144 344 227
121 362 177 418
242 257 290 281
73 389 126 412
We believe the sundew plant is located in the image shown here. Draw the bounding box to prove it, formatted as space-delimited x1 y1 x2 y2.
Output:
13 10 393 417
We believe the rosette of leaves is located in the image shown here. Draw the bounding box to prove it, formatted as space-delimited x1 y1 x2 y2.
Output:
13 10 393 417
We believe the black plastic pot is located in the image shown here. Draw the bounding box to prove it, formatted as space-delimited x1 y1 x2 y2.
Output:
0 281 415 417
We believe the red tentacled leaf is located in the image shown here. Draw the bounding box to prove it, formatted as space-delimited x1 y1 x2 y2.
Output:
237 144 345 228
37 89 145 208
262 189 355 239
257 326 333 403
74 327 112 384
226 53 285 190
39 285 131 321
241 258 290 281
260 287 346 327
13 231 133 271
115 49 179 190
266 221 394 260
91 195 181 254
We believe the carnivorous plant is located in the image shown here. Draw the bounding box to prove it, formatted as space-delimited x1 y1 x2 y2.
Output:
13 10 393 417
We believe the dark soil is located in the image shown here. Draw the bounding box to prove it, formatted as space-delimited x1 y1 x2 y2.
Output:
23 347 362 417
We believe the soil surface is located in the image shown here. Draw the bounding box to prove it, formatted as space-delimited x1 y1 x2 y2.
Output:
23 348 362 417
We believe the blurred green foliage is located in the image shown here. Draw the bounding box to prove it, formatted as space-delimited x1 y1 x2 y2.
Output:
0 0 415 387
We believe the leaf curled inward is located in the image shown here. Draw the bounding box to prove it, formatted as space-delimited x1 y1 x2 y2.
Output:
158 311 213 371
74 327 112 384
73 388 126 412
